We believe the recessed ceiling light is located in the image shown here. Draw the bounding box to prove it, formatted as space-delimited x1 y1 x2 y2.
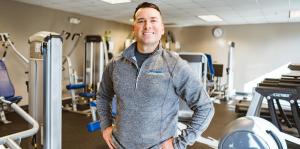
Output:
101 0 131 4
198 15 223 22
129 18 134 22
289 10 300 18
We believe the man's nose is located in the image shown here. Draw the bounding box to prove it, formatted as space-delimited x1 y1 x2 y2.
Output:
144 20 152 30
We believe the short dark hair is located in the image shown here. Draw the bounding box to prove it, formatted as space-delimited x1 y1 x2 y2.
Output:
133 2 161 20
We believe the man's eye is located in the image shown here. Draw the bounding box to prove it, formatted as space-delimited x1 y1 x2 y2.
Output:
151 19 157 23
137 20 145 23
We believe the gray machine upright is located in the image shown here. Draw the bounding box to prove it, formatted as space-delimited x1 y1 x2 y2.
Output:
84 35 108 95
28 31 62 149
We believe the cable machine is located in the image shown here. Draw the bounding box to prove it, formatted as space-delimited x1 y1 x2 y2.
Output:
28 31 63 149
0 33 29 124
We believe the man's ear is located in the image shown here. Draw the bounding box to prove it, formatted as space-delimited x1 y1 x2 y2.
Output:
132 24 137 38
132 24 135 32
162 23 165 35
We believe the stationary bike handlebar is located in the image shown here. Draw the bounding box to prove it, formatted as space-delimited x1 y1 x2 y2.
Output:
0 97 39 149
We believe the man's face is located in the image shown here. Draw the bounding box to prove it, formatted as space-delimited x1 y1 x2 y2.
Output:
133 8 165 46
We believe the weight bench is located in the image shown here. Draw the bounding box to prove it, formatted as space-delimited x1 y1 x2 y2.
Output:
65 83 96 114
0 60 22 124
66 83 96 99
64 56 96 114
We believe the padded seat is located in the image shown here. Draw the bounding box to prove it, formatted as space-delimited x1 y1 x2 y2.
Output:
79 92 96 98
5 96 22 103
66 83 86 90
0 60 22 103
66 83 95 99
0 59 22 124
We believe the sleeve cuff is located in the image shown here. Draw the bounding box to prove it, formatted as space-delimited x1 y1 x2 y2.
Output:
173 138 178 149
100 120 113 131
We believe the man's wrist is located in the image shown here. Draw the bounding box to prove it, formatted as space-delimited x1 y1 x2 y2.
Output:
101 121 113 131
172 137 178 149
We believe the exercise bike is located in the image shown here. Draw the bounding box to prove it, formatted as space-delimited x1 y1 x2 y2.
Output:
178 88 300 149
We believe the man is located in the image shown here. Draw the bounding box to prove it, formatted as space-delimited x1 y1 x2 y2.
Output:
97 2 214 149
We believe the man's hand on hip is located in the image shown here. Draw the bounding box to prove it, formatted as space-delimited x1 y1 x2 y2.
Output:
161 137 174 149
102 126 116 149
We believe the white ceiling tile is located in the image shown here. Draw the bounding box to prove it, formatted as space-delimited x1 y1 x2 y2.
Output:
208 6 233 12
266 17 289 23
225 21 246 25
192 0 227 7
261 8 289 17
257 0 288 9
183 7 209 15
231 4 259 12
225 0 258 5
238 10 263 17
162 0 195 5
244 16 266 22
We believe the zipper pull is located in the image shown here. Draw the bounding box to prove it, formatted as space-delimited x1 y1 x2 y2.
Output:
136 68 140 77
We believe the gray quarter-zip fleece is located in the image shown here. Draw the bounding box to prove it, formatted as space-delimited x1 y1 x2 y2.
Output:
97 42 214 149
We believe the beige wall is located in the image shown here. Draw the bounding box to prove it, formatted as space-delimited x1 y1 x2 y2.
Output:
167 23 300 92
0 0 131 105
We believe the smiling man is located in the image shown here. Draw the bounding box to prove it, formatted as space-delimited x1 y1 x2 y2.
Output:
133 4 164 54
97 2 214 149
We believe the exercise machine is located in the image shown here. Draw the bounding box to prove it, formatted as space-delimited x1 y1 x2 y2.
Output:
0 31 62 149
225 41 235 100
210 64 226 99
176 52 208 123
209 41 236 101
236 64 300 114
0 96 39 149
84 35 109 93
65 35 109 116
83 35 112 132
61 31 82 66
0 59 23 124
124 32 135 49
28 31 63 149
0 33 29 65
164 31 180 51
87 97 117 132
103 30 114 56
192 86 300 149
60 31 86 113
178 52 208 90
218 75 299 148
0 33 29 124
66 35 107 101
175 52 300 148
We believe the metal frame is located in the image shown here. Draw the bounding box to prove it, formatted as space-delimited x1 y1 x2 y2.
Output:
226 41 235 100
84 35 108 93
0 33 29 125
63 35 108 116
246 90 264 116
43 35 62 149
178 52 208 90
28 32 62 149
0 97 39 149
61 32 85 114
0 33 29 64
